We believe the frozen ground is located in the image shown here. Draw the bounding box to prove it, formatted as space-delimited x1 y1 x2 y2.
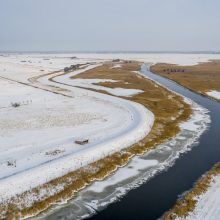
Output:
206 90 220 100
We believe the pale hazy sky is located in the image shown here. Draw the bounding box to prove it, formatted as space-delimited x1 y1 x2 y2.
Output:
0 0 220 52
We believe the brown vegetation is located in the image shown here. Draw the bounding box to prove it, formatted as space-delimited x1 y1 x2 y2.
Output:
0 61 192 219
150 60 220 101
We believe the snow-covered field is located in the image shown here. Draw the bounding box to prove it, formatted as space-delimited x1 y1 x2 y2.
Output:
69 53 220 65
178 174 220 220
206 90 220 100
0 53 218 218
0 54 154 203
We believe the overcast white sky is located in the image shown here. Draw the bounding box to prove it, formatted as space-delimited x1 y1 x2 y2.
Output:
0 0 220 52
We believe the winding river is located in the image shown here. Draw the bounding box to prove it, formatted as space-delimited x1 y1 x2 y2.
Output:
39 64 220 220
88 65 220 220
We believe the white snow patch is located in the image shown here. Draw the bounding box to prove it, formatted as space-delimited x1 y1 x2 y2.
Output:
206 90 220 100
111 64 122 69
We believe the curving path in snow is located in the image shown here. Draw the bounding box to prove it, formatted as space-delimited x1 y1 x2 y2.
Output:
0 60 154 202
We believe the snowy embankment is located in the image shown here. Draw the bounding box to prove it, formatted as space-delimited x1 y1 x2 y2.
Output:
0 56 154 203
178 174 220 220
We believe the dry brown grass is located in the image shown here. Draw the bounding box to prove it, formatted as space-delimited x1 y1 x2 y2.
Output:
0 61 192 219
164 163 220 220
150 60 220 101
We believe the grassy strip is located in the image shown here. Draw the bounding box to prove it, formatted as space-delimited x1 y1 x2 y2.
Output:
164 163 220 220
0 61 192 219
150 60 220 102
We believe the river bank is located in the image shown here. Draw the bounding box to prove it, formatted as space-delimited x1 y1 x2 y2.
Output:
150 60 220 102
164 163 220 219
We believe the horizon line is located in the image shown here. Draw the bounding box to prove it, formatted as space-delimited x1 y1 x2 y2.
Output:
0 50 220 54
